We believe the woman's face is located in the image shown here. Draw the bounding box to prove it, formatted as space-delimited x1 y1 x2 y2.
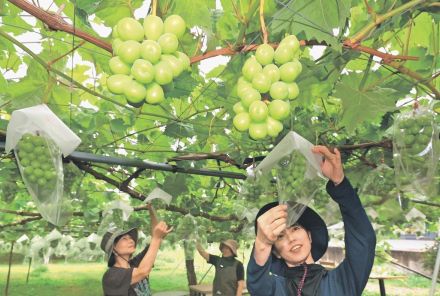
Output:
113 234 136 256
273 225 313 267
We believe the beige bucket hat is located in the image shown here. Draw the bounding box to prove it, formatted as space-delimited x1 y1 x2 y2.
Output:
220 239 238 256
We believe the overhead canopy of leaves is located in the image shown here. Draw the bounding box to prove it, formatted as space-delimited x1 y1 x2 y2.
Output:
0 0 438 249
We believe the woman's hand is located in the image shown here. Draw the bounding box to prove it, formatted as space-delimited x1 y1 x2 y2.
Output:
256 204 288 246
312 145 344 185
152 221 173 240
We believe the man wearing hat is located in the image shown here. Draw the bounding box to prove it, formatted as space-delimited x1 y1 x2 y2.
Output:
101 205 172 296
247 146 376 295
196 239 245 295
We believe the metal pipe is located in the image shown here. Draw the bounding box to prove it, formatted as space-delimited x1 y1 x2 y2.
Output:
0 142 247 180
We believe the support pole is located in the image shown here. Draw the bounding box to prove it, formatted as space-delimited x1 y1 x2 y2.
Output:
4 241 15 296
26 257 32 284
429 242 440 296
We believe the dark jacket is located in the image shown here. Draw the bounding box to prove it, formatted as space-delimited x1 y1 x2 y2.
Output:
247 178 376 296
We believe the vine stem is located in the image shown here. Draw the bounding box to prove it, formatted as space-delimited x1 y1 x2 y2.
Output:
48 40 85 67
8 0 112 52
259 0 268 44
384 60 440 99
190 40 419 64
347 0 427 45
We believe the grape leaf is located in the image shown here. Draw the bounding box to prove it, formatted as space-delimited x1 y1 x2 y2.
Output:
270 0 352 50
334 74 398 132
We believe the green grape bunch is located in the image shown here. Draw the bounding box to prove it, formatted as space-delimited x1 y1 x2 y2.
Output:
393 109 439 198
275 152 308 202
106 15 191 107
233 35 302 140
0 181 18 202
394 114 435 156
360 165 396 199
239 172 274 202
175 214 197 240
15 133 60 197
182 239 196 260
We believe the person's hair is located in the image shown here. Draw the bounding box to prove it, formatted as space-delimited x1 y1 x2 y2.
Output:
113 235 123 246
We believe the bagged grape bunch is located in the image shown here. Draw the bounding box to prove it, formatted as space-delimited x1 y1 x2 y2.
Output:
359 164 405 217
393 106 439 199
5 105 81 226
233 35 302 140
175 214 198 260
238 168 274 204
360 164 397 201
15 132 61 196
106 14 190 107
253 131 326 225
175 214 198 240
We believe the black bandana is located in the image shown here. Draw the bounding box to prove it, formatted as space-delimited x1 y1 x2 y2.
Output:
285 264 326 296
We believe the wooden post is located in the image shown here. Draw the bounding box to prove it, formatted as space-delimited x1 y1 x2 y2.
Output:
185 259 197 296
378 278 386 296
429 243 440 296
4 241 15 296
26 257 32 284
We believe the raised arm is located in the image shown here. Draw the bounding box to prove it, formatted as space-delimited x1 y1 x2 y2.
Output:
312 146 376 295
196 242 209 261
246 205 287 295
131 221 172 284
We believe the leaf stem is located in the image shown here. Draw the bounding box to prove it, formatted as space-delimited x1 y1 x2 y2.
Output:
233 0 260 49
359 54 374 91
348 0 427 45
259 0 268 44
151 0 157 16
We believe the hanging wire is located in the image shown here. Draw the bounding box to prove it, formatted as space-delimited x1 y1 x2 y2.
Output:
70 0 76 127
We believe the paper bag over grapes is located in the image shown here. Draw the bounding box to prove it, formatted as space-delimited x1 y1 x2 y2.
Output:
5 104 81 226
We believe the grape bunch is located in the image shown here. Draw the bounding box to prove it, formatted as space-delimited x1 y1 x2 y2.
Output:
106 15 190 107
393 110 439 197
15 133 59 193
239 174 274 202
233 35 302 140
183 239 196 260
394 114 434 155
175 214 197 239
360 164 396 199
275 152 307 201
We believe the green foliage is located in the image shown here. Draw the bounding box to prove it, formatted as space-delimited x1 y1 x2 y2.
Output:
334 73 398 132
270 0 352 50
